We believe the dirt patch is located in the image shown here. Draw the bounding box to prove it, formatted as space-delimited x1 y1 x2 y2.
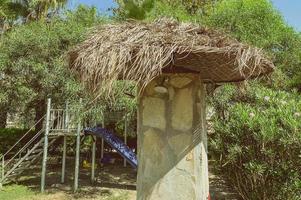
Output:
7 159 136 200
5 158 239 200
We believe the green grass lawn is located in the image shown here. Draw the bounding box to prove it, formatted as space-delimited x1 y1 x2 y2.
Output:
0 184 133 200
0 164 136 200
0 185 36 200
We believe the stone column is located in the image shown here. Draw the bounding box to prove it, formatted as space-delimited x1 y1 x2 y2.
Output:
137 74 209 200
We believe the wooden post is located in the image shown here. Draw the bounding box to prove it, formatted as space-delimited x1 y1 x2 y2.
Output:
124 114 128 167
41 98 51 193
61 136 67 183
0 156 4 188
61 102 68 184
101 117 105 160
74 99 82 192
91 136 96 183
101 139 104 160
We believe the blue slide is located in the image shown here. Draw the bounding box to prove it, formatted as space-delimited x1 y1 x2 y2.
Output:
84 127 138 169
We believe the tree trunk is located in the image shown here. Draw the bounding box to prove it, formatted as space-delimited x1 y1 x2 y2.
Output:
34 99 46 131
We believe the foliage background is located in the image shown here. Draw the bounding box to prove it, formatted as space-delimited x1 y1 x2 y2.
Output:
0 0 300 199
115 0 301 199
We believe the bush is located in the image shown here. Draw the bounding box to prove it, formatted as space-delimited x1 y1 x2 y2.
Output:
209 83 301 200
0 128 35 154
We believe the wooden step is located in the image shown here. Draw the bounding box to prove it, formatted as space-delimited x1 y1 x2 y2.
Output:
1 137 59 186
1 178 13 185
8 166 26 174
29 149 43 155
18 160 32 167
7 170 22 177
24 154 40 161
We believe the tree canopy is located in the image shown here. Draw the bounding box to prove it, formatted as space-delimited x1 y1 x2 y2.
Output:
204 0 301 90
0 5 102 128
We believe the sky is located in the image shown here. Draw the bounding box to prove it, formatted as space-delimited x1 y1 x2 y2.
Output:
272 0 301 31
68 0 301 31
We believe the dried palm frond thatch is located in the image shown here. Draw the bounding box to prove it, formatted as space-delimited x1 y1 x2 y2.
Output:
69 18 274 95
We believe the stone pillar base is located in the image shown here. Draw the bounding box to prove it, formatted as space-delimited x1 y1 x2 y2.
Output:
137 74 209 200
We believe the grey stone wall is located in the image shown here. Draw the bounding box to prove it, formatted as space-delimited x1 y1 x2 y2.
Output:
137 74 209 200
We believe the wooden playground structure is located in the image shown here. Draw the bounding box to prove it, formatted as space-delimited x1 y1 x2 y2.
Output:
0 98 134 192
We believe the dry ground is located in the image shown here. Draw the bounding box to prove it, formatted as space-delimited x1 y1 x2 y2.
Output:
0 158 240 200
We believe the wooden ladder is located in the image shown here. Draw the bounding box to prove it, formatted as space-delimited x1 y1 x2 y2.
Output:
0 116 59 186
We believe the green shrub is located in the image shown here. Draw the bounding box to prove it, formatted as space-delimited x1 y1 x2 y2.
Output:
0 128 35 154
209 83 301 200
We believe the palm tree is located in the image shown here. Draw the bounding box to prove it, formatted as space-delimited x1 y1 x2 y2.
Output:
0 0 29 31
5 0 67 21
115 0 155 20
29 0 68 20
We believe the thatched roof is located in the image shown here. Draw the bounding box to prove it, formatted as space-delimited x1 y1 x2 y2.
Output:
69 18 274 94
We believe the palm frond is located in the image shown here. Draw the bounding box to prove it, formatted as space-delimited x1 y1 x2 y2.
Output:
69 18 274 97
